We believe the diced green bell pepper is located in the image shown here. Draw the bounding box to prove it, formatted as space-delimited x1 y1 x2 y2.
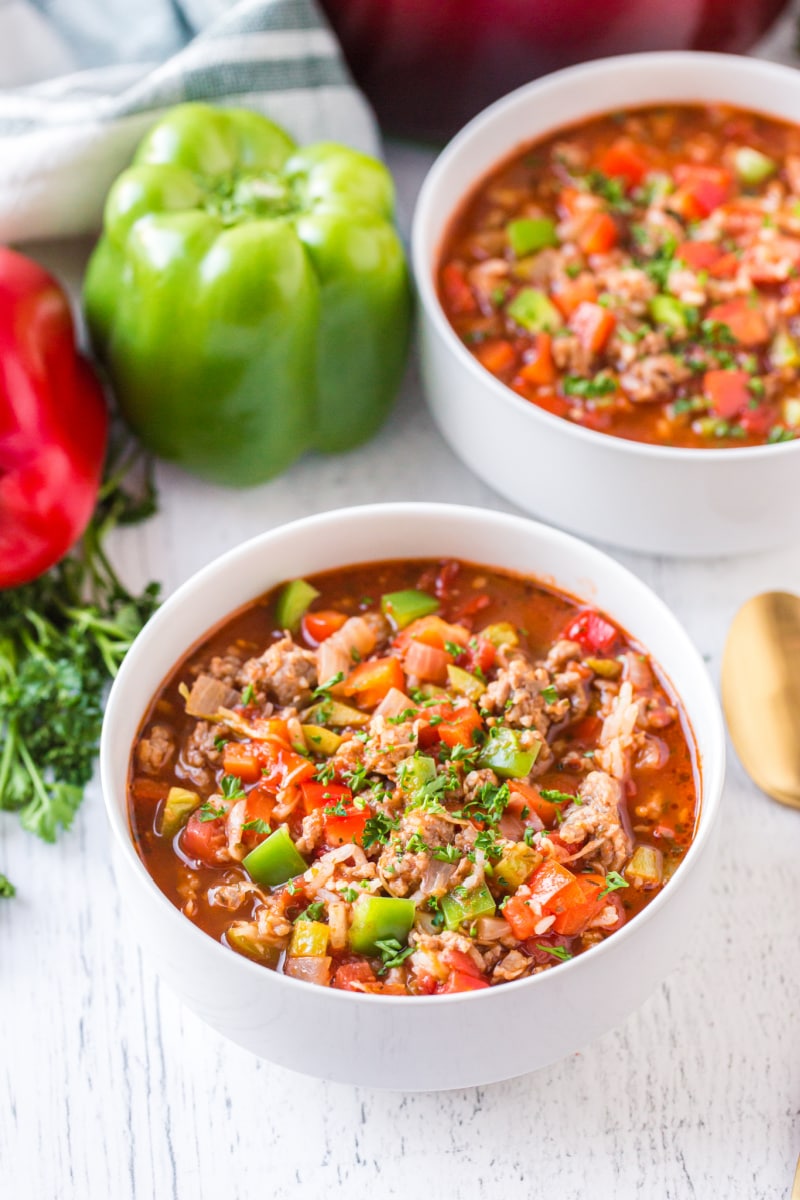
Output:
398 753 437 793
159 786 199 838
380 588 439 629
507 217 558 257
275 578 319 633
494 844 541 890
301 724 343 755
649 294 696 336
446 664 484 702
302 699 370 727
733 146 776 186
348 895 416 954
478 726 539 779
441 883 496 931
506 288 563 333
243 825 307 887
84 103 412 487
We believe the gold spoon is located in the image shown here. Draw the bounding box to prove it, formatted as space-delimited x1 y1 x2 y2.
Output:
793 1153 800 1200
721 591 800 810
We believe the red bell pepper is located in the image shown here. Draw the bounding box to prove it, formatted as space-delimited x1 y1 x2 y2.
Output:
0 247 108 588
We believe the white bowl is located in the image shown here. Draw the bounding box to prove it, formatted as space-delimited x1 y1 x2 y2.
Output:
412 52 800 557
100 503 724 1090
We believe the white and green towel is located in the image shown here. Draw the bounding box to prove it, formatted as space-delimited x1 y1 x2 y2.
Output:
0 0 379 241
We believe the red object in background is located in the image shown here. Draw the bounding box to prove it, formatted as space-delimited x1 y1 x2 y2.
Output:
0 247 108 588
320 0 789 141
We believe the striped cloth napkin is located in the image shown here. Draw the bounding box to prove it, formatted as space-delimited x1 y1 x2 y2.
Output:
0 0 379 242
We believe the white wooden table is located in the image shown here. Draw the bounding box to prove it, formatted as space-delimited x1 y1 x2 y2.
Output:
3 123 800 1200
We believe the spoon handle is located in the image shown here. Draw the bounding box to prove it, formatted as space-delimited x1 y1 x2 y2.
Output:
792 1153 800 1200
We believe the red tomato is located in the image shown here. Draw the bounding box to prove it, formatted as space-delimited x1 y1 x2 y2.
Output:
599 139 649 189
577 212 618 256
455 634 495 676
703 369 750 419
739 404 773 438
671 165 732 218
332 961 379 992
440 970 490 993
301 609 347 645
181 812 227 864
517 333 556 385
341 655 405 708
676 240 722 271
563 610 619 654
441 262 477 314
706 299 769 347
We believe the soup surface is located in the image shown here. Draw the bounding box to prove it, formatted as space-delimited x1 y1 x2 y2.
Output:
438 104 800 448
129 559 698 995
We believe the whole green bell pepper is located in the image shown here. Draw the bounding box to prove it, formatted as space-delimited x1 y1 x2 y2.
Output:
84 103 412 486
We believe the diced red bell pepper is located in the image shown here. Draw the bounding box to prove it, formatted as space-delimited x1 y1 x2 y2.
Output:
475 339 516 374
241 785 276 845
181 812 227 865
260 744 316 790
676 240 722 271
550 873 606 936
706 298 769 347
517 332 556 385
569 302 616 353
301 609 347 645
332 961 378 991
552 275 598 318
670 165 732 218
442 947 485 978
394 615 469 653
703 369 750 419
528 860 578 909
341 655 405 709
441 261 477 314
418 702 483 749
577 211 618 256
324 804 369 848
502 890 539 939
301 781 353 813
508 780 558 828
563 609 619 654
598 139 649 189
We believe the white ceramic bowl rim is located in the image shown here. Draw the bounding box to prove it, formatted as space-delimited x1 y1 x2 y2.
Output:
101 502 725 1005
412 50 800 464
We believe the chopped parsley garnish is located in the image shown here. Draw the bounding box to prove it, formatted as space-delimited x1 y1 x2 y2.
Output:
474 829 504 860
324 799 348 817
563 371 617 399
444 640 463 657
361 812 398 849
431 843 461 863
213 735 228 753
599 870 630 898
312 671 345 698
639 234 676 290
241 818 270 835
699 318 735 346
461 779 510 827
220 774 246 801
388 708 418 725
768 426 796 443
584 170 632 213
313 761 336 784
344 763 368 793
539 788 581 806
375 937 414 974
523 827 537 847
199 800 227 822
296 901 325 923
541 685 559 704
405 832 430 855
340 887 359 902
240 682 255 705
536 944 572 962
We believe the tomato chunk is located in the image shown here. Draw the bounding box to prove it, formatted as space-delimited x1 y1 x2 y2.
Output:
599 139 649 189
222 742 262 783
706 299 769 347
301 781 352 813
440 970 490 993
550 873 606 936
703 369 750 419
476 339 516 374
676 240 722 271
302 609 347 645
324 804 368 848
181 812 227 865
670 165 732 218
552 275 598 318
441 261 477 314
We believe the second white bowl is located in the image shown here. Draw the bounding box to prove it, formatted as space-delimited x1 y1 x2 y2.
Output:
412 52 800 557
